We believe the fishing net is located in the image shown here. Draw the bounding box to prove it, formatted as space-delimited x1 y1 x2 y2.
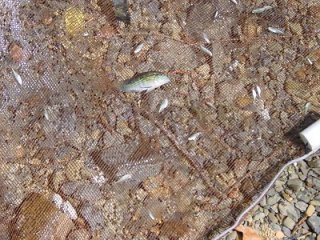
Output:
0 0 319 239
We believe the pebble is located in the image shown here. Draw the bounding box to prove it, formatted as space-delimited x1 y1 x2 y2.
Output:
282 226 292 236
226 231 237 240
279 202 300 221
276 231 285 239
268 212 278 223
283 216 296 230
282 192 293 202
312 178 320 191
310 200 320 207
307 215 320 234
52 193 63 209
270 223 282 231
308 158 320 168
306 205 316 217
61 200 78 220
296 201 308 212
297 190 313 203
253 212 265 221
287 178 304 192
267 193 281 205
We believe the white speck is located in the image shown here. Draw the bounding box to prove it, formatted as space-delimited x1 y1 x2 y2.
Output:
134 43 144 54
117 174 132 183
304 102 311 114
83 32 89 36
148 210 155 220
268 27 284 34
52 193 63 209
61 200 78 220
159 98 169 113
202 33 210 44
261 108 270 120
200 45 212 57
294 162 297 167
252 6 272 14
230 0 238 4
214 11 219 19
229 60 239 71
12 68 22 85
188 132 202 141
252 88 257 100
256 86 262 97
92 174 106 185
307 57 313 65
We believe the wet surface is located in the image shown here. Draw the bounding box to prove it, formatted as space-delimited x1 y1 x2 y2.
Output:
0 0 319 239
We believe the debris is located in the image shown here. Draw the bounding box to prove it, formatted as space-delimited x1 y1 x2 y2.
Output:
188 132 202 141
268 27 285 34
252 6 273 14
235 225 262 240
202 33 210 44
120 71 170 93
200 45 213 57
159 98 169 113
12 68 22 85
134 43 144 54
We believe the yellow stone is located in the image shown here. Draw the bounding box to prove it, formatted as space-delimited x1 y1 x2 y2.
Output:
64 7 85 36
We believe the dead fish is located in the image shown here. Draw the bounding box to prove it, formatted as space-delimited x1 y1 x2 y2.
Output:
200 45 213 57
159 98 169 113
252 6 272 14
202 33 210 44
12 68 22 85
307 57 313 65
230 0 238 4
252 88 257 100
120 71 170 93
188 132 202 141
256 85 261 97
268 27 284 34
134 43 144 54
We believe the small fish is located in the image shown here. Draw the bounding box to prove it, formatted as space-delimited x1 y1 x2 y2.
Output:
120 71 170 93
307 57 313 65
256 85 261 97
159 98 169 113
268 27 284 34
304 102 311 114
148 210 155 220
134 43 144 54
252 88 257 100
230 0 238 4
188 132 202 141
203 33 210 44
252 6 272 14
12 68 22 85
214 11 219 19
200 45 213 57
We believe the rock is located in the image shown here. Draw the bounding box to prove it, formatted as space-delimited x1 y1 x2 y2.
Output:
279 202 300 221
253 212 265 221
12 193 73 240
270 223 281 231
67 228 90 240
52 193 63 209
61 200 78 220
275 231 285 239
307 215 320 234
267 193 281 205
312 178 320 191
282 192 293 202
311 200 320 207
80 204 105 230
308 157 320 168
283 216 296 230
268 212 278 223
282 226 291 236
297 191 313 203
259 196 267 207
226 231 237 240
287 178 304 192
306 205 316 217
296 201 308 212
74 183 102 202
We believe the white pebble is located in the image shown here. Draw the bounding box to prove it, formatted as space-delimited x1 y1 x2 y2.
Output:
12 68 22 85
158 98 169 113
52 193 63 209
134 43 144 54
61 200 78 220
188 132 202 141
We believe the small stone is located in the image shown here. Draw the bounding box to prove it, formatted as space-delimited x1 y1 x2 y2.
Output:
253 212 265 221
270 223 281 231
311 200 320 207
267 193 281 205
312 178 320 191
52 193 63 209
283 216 296 230
226 231 237 240
12 193 73 240
260 196 267 207
196 63 210 78
282 192 293 202
279 202 300 221
9 43 23 62
307 215 320 234
276 231 285 239
296 201 308 212
268 212 278 223
282 226 291 236
297 191 312 203
61 200 78 220
80 204 105 230
67 228 90 240
306 205 316 217
287 178 303 192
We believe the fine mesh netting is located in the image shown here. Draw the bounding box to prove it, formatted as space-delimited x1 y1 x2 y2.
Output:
0 0 319 239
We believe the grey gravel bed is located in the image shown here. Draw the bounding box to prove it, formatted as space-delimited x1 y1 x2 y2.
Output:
223 155 320 240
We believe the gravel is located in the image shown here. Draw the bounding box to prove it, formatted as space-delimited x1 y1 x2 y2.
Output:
307 215 320 234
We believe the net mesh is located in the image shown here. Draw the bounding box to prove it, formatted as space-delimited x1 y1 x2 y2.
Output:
0 0 319 239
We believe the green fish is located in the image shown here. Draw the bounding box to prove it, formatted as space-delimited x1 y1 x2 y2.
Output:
120 71 170 93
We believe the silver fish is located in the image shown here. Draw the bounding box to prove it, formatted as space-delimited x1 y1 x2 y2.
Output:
159 98 169 113
252 6 272 14
134 43 144 54
188 132 202 141
12 68 22 85
200 45 213 57
120 71 170 93
268 27 284 34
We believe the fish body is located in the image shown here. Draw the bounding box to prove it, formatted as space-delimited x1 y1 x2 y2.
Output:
120 71 170 93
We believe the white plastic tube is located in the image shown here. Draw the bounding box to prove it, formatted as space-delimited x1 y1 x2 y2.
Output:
300 119 320 151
